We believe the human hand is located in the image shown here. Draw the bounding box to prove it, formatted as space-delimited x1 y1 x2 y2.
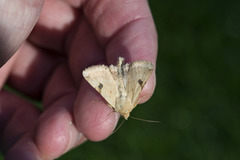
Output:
0 0 158 159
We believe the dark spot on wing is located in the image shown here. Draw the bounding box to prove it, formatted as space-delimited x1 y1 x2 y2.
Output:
138 79 143 86
98 83 103 89
97 83 103 93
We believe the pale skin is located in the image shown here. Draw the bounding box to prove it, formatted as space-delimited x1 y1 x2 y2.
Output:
0 0 158 159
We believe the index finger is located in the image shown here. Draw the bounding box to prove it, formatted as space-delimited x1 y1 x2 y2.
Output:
74 0 157 141
85 0 158 100
84 0 158 60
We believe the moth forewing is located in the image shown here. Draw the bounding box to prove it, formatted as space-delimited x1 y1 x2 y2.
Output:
126 61 154 106
82 65 118 108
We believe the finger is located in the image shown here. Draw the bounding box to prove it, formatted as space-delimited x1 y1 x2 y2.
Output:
5 134 41 160
67 15 105 84
0 91 39 155
0 0 43 66
35 93 87 159
64 12 119 141
0 52 19 89
1 88 85 160
42 64 76 108
84 0 158 102
33 65 86 159
7 42 59 98
28 0 78 52
74 80 119 141
84 0 158 50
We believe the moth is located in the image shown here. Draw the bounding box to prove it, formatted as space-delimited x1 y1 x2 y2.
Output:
82 57 154 119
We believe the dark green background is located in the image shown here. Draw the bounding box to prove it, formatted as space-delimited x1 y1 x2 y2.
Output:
2 0 240 159
57 0 240 159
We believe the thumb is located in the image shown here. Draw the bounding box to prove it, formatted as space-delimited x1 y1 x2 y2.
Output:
0 0 44 66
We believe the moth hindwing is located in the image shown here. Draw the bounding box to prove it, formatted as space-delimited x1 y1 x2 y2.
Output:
82 57 153 119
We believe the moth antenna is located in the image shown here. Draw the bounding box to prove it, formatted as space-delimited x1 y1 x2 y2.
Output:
111 118 125 135
129 116 160 123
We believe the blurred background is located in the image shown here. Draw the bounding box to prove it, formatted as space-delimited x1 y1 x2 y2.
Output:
57 0 240 160
1 0 240 159
57 0 240 159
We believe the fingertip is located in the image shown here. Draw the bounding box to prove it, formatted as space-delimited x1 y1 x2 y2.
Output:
74 81 119 141
5 134 41 160
34 95 83 159
34 108 71 159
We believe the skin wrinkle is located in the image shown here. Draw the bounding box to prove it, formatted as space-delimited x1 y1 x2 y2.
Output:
31 138 42 160
86 100 113 128
25 140 42 160
74 86 119 141
85 114 117 140
65 122 86 152
65 118 81 151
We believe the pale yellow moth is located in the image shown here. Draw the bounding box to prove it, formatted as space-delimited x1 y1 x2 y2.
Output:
82 57 153 119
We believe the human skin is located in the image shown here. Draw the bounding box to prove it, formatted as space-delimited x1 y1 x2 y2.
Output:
0 0 158 159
